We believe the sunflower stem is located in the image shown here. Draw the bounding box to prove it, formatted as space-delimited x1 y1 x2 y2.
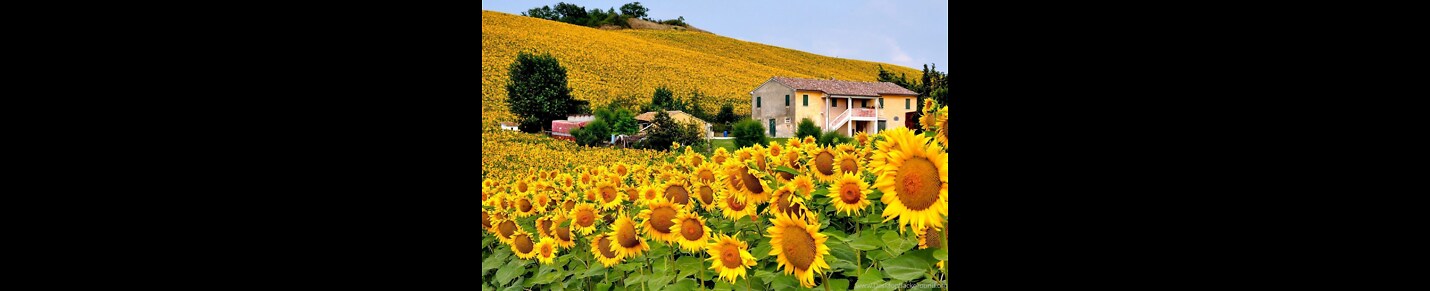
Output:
822 272 831 291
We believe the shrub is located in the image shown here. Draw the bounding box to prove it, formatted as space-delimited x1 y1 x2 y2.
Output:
817 130 853 146
573 119 611 146
732 119 768 148
795 118 821 139
639 111 702 151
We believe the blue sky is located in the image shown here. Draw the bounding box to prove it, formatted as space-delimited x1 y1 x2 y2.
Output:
482 0 948 71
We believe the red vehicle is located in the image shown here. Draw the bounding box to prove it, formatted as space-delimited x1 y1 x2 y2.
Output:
550 120 590 141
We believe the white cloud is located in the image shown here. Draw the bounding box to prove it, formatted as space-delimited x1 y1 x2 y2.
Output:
885 38 917 68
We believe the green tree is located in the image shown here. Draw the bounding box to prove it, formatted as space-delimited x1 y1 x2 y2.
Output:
595 106 639 135
796 118 821 139
647 86 686 112
506 51 580 133
572 119 611 146
639 111 701 151
732 119 768 148
817 130 853 146
553 2 588 25
715 102 737 125
522 5 559 20
620 2 648 19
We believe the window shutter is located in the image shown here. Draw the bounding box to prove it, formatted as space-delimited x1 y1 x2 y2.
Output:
757 96 761 108
785 95 790 106
803 95 808 106
879 98 884 108
905 98 910 109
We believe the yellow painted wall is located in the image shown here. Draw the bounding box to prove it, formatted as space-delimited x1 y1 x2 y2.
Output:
879 95 919 129
793 90 827 127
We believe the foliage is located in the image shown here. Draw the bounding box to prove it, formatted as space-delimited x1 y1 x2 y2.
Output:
594 106 639 135
482 11 922 132
638 111 703 151
879 64 947 131
571 119 610 146
645 86 687 112
506 51 581 133
732 119 768 148
619 2 647 19
521 5 558 21
796 118 821 139
715 102 737 126
817 130 854 146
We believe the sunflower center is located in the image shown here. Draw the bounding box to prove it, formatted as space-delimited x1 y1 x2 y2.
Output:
680 218 704 240
617 223 640 248
540 243 554 257
777 171 794 181
698 186 714 205
666 186 689 205
740 171 762 193
498 220 515 237
814 152 835 175
839 158 857 174
780 225 816 270
896 157 941 211
727 195 746 211
840 184 862 204
537 219 552 234
601 186 618 203
514 234 534 253
556 225 571 241
691 157 703 167
698 169 714 183
650 206 677 233
720 244 742 268
773 190 792 214
924 227 944 249
626 188 639 201
576 209 596 227
518 182 528 193
596 236 618 259
728 171 744 189
563 200 575 211
518 199 532 212
482 213 491 228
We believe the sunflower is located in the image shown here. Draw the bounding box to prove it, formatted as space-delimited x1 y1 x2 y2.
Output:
874 131 949 233
691 180 718 210
667 210 711 253
485 193 506 209
706 233 758 283
569 203 601 235
725 163 774 204
514 180 532 196
608 210 649 258
868 127 919 177
622 185 640 202
767 184 809 219
637 185 662 205
934 106 949 149
560 198 576 212
613 162 630 177
590 233 625 267
716 190 756 220
789 175 816 199
806 146 840 183
691 161 721 185
765 213 832 288
768 142 784 158
712 147 731 164
801 136 817 148
594 180 624 211
638 200 681 243
661 178 693 209
683 151 706 169
556 173 576 191
510 230 538 260
535 215 554 238
828 173 872 216
513 196 537 218
550 215 576 249
854 131 870 146
768 158 796 183
535 237 558 265
481 211 495 234
532 192 552 214
834 151 861 176
578 172 595 188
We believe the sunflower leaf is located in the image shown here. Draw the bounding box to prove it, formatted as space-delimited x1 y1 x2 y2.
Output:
774 166 802 176
667 279 698 291
848 232 882 251
880 249 939 282
675 256 702 279
595 282 612 291
581 263 608 279
822 278 851 291
769 275 798 290
494 262 527 286
852 267 886 290
881 229 914 256
752 240 773 260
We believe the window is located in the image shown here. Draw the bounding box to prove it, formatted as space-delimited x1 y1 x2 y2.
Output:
803 95 808 106
879 98 884 108
862 100 868 107
832 99 837 107
878 120 887 130
757 96 761 108
905 98 910 109
785 95 790 106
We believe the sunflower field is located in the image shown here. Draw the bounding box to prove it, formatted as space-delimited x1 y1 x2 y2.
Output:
481 100 950 291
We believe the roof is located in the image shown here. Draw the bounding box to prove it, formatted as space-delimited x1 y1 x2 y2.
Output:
635 111 708 125
499 122 517 127
768 76 918 97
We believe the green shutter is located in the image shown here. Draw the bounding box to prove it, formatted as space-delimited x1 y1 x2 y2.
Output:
832 99 837 107
757 96 761 108
803 95 808 106
785 95 790 106
905 98 910 109
879 98 884 108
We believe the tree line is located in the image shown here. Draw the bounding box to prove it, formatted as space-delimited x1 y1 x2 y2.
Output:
521 2 689 29
878 64 948 131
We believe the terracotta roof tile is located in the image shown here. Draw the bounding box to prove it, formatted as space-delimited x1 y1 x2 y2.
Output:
770 76 918 96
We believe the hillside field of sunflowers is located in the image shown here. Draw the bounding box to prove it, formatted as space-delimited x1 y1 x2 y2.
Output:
481 100 951 290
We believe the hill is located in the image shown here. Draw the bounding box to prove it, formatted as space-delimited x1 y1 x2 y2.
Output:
481 10 922 127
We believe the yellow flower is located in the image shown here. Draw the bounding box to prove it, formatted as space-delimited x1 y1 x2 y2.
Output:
594 180 624 211
667 210 712 253
639 200 682 243
535 215 554 238
690 179 719 210
591 233 625 267
638 185 662 205
513 195 537 218
868 127 918 177
805 146 840 183
535 237 558 265
828 173 872 216
834 151 861 177
550 214 576 249
691 161 721 185
568 203 601 235
492 216 518 244
789 175 816 200
716 190 756 220
510 230 538 260
609 210 649 258
874 131 949 233
767 184 812 222
765 213 831 288
532 192 552 214
705 234 757 283
661 177 694 209
934 106 949 149
712 147 731 164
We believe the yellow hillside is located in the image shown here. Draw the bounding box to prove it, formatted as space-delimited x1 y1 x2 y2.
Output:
481 10 922 127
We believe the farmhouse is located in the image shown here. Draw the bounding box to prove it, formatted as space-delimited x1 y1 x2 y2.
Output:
750 76 919 138
635 110 713 138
